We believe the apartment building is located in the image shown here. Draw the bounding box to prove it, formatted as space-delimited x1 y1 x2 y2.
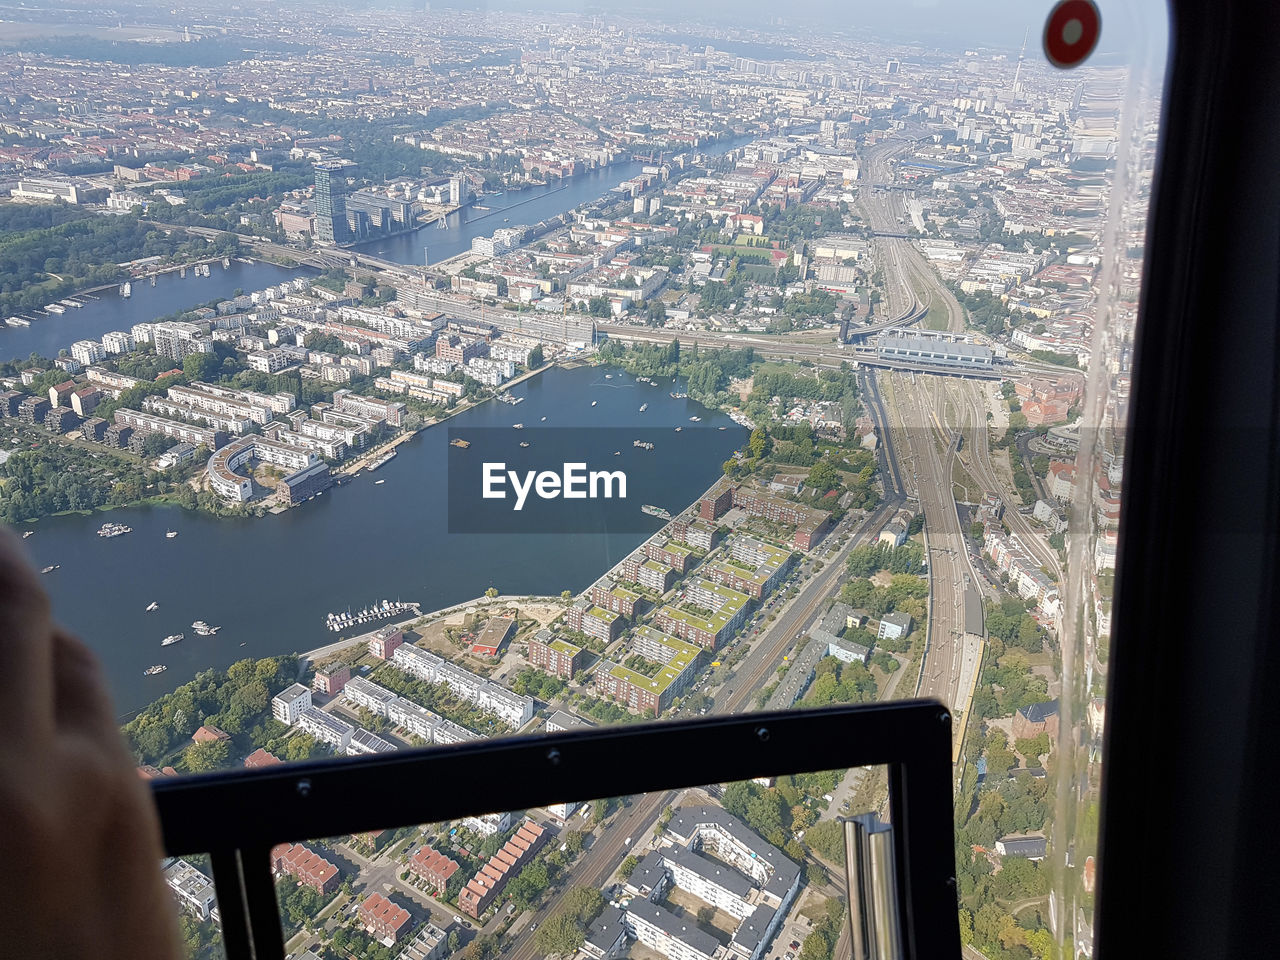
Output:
143 396 252 435
566 597 624 644
313 663 350 695
295 705 355 751
271 843 339 895
70 340 105 365
670 518 719 551
113 409 225 449
409 846 460 896
436 333 488 365
369 629 404 660
528 629 585 679
396 920 454 960
458 820 546 918
390 643 535 727
644 539 695 575
207 436 319 502
653 582 749 651
153 321 211 362
332 389 405 427
270 683 312 724
591 581 641 618
730 485 832 550
359 893 412 946
162 859 217 921
346 728 398 756
168 383 273 424
595 626 700 716
342 676 478 746
698 485 735 521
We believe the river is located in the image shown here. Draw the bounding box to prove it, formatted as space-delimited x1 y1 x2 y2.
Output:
358 133 757 267
0 260 305 364
8 138 760 713
20 365 746 714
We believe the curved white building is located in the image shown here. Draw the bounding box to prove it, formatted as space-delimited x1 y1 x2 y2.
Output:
208 436 318 502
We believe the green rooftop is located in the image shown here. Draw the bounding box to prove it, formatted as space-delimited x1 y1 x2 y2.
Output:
547 637 582 656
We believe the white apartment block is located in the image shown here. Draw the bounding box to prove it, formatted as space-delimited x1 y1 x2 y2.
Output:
390 643 534 727
101 331 136 354
70 340 105 365
295 705 354 751
271 683 312 725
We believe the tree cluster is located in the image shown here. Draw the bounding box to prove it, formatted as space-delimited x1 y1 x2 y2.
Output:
123 655 299 770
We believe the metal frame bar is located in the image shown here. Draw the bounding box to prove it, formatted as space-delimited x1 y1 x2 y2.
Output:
152 701 958 960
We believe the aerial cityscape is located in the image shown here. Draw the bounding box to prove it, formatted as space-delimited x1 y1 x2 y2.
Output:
0 2 1160 959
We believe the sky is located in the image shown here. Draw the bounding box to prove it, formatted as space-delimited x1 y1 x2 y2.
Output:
14 0 1169 59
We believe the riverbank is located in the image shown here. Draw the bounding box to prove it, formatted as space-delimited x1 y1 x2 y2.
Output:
298 593 564 662
335 361 555 477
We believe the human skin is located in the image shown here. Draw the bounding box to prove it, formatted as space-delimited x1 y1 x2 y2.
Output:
0 529 181 960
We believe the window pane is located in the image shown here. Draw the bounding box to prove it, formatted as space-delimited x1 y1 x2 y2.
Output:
0 2 1168 957
272 770 875 960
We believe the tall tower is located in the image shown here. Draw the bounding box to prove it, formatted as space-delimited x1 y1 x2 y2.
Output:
313 160 352 245
1012 27 1029 102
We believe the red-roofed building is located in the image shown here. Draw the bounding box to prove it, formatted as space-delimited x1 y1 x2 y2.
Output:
409 845 460 895
1048 462 1076 501
244 748 283 769
471 617 515 658
1022 398 1070 426
458 819 546 918
192 724 231 744
358 892 412 945
271 843 339 894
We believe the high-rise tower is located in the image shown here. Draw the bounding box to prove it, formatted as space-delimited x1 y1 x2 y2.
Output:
313 160 354 244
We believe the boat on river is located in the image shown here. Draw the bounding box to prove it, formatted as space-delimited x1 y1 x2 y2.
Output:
146 602 159 612
144 665 166 676
161 635 182 647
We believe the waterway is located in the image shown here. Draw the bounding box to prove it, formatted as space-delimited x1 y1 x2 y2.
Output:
360 161 650 267
359 132 757 267
0 260 304 364
20 365 746 714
